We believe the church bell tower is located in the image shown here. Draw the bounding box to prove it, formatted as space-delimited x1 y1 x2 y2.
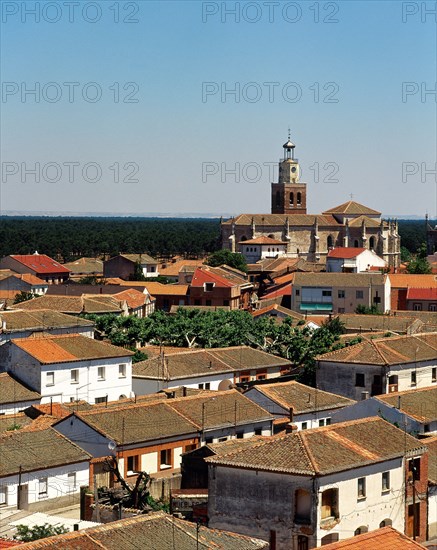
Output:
271 133 307 215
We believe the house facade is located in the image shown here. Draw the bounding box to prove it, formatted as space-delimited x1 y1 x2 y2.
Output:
0 372 41 415
103 254 159 280
290 272 390 315
0 334 133 404
0 427 90 512
326 248 386 273
0 254 71 284
206 417 428 548
132 346 292 395
317 334 437 401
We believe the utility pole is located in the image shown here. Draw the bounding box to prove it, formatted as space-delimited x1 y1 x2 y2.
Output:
17 465 22 510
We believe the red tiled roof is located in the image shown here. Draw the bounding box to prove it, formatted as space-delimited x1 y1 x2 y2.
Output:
322 201 381 216
320 526 426 549
327 247 366 259
406 287 437 301
191 267 238 288
389 274 437 289
10 255 71 274
260 285 292 299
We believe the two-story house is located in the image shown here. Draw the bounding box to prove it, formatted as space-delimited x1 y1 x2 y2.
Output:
190 266 254 310
103 254 159 280
0 334 134 404
206 417 428 548
326 248 386 273
290 272 390 315
0 253 71 284
316 333 437 400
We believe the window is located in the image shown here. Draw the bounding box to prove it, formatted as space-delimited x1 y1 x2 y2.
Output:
369 236 375 249
95 396 107 404
70 369 79 384
46 371 54 386
338 290 345 299
295 289 300 296
194 299 201 305
297 192 302 205
322 290 332 297
382 471 390 492
236 432 244 439
379 518 392 528
356 290 364 299
432 367 436 383
205 382 210 390
338 307 345 313
127 455 139 475
319 419 325 427
429 304 437 312
290 192 294 206
357 477 366 499
119 394 127 400
223 300 229 306
295 489 311 524
254 428 262 436
160 449 172 469
327 235 333 249
297 535 309 550
204 282 214 292
408 503 420 537
321 488 338 520
205 300 212 307
97 366 106 380
38 477 48 497
325 418 331 425
0 487 6 506
413 303 422 311
354 526 368 536
321 534 339 545
67 472 76 491
355 373 365 387
119 364 126 378
301 422 308 430
411 371 416 386
198 383 204 389
409 458 421 481
354 240 359 248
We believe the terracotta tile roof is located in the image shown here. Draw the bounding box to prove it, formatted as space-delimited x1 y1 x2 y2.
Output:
247 380 355 414
327 247 366 259
423 435 437 484
320 526 426 549
347 215 382 228
166 390 273 430
322 200 381 216
222 214 341 227
9 254 71 274
0 427 90 477
131 282 189 296
63 257 103 275
260 284 292 299
191 266 249 288
0 310 94 332
133 346 291 380
273 272 295 285
112 288 149 309
0 273 48 287
206 417 426 476
205 436 268 455
0 373 40 405
11 295 122 314
293 272 386 287
12 334 133 364
389 273 437 289
252 303 304 321
406 287 437 301
159 259 205 277
118 253 157 265
72 401 197 444
377 386 437 423
14 511 269 549
239 236 286 245
0 413 33 434
317 333 437 365
335 314 421 334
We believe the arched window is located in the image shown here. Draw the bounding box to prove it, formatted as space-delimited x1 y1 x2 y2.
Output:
297 248 300 255
276 191 281 207
241 235 247 242
354 239 359 248
268 234 275 238
297 192 302 205
354 526 368 536
289 192 294 206
119 394 127 400
379 519 392 528
321 489 339 521
369 236 375 249
327 235 333 249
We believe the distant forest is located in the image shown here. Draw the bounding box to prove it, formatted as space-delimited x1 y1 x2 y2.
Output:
0 217 431 262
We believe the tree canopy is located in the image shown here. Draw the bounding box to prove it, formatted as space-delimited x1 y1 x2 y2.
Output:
205 249 248 272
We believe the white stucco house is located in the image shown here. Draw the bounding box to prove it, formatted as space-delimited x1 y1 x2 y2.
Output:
206 417 429 549
244 380 355 431
239 236 288 263
0 372 41 415
0 334 134 404
317 333 437 400
0 427 90 512
326 247 387 273
133 346 292 395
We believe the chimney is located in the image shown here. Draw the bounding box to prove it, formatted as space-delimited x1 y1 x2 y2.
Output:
361 391 369 400
289 407 294 423
182 386 187 397
285 422 298 434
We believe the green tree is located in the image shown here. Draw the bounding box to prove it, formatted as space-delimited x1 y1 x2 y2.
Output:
129 261 147 281
13 291 34 305
400 246 411 263
205 250 248 273
14 523 69 542
407 243 431 274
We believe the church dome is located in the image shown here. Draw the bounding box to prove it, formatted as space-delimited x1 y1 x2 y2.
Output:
283 140 295 149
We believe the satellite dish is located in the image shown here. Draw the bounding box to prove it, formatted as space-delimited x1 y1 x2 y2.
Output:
108 440 116 451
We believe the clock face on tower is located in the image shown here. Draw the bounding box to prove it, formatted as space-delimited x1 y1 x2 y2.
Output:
291 167 296 173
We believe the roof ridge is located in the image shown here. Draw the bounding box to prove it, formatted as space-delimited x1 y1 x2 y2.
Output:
298 431 319 474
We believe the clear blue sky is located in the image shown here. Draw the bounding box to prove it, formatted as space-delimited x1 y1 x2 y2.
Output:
1 0 436 217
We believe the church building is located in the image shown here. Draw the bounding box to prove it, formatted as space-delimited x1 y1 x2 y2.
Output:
221 136 401 268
